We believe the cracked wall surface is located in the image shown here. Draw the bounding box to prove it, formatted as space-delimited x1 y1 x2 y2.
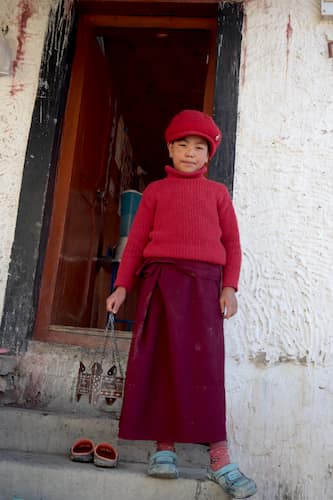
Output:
0 0 333 499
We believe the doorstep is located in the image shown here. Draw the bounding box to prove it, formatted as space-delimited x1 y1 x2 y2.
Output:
0 407 209 468
0 450 228 500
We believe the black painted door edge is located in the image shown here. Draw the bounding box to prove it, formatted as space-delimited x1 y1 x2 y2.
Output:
208 2 244 194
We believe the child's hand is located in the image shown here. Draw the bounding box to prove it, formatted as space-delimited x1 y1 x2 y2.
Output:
106 286 127 314
219 287 238 319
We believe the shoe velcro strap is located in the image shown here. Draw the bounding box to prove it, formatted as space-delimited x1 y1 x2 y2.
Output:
213 463 239 480
150 451 177 465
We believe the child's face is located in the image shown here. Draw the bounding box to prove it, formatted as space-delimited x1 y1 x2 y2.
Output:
167 135 209 173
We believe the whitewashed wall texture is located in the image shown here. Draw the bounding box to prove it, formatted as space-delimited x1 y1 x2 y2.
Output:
227 1 333 499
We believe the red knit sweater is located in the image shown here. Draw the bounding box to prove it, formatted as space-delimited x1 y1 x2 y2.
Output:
115 165 241 291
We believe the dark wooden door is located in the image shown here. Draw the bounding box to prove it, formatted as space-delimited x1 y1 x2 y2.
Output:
34 13 218 347
33 18 113 338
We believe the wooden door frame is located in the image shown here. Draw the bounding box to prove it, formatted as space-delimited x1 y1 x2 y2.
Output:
33 13 218 349
0 3 243 354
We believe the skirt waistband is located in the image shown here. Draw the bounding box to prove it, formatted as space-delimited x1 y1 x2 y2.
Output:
137 258 222 282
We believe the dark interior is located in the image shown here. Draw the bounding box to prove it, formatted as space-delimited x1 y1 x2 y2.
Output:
103 27 212 182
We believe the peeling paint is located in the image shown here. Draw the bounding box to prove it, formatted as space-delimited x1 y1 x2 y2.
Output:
9 0 75 96
249 350 309 366
37 0 75 123
42 0 75 74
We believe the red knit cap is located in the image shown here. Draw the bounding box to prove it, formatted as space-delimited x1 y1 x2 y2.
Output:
165 109 222 158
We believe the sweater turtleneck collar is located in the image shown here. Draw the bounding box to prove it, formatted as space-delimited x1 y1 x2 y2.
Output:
165 165 207 179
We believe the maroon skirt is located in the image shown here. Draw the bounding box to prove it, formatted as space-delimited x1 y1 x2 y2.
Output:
118 259 226 443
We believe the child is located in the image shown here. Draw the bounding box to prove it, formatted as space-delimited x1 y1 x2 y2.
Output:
106 110 257 498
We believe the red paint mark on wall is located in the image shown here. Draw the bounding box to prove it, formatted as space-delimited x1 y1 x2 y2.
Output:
10 83 25 95
10 0 34 96
328 41 333 59
286 14 293 75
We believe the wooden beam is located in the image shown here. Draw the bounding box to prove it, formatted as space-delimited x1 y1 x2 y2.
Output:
85 14 216 29
78 1 220 17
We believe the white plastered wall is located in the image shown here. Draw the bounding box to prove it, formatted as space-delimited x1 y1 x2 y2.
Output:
0 0 332 499
227 1 333 498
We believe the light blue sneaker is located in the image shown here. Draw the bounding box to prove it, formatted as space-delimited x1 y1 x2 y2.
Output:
147 450 179 479
207 463 257 498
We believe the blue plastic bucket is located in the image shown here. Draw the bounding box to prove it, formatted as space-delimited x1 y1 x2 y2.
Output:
119 190 142 237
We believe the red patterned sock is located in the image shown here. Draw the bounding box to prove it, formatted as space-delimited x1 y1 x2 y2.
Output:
209 441 230 471
156 441 176 452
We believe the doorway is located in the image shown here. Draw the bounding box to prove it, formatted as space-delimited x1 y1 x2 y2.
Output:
33 12 218 347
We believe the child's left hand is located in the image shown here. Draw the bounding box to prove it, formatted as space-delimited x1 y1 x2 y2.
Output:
220 287 238 319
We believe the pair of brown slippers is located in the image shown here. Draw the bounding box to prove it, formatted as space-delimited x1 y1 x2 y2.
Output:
70 438 118 468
